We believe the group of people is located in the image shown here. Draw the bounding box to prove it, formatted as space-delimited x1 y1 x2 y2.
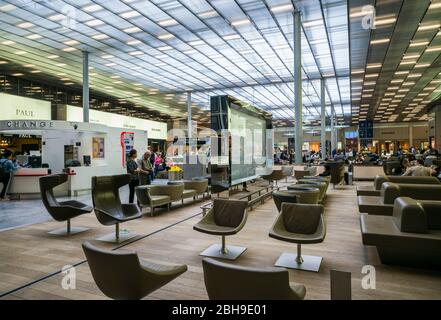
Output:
125 148 170 203
0 150 20 201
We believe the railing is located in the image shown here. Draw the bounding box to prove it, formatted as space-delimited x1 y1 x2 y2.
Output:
200 184 278 215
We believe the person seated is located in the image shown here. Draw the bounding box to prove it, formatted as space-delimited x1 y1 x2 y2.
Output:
402 159 434 176
319 164 331 177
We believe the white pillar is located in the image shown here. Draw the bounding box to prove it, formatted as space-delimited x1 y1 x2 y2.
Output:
330 105 335 154
320 78 326 159
294 10 303 164
187 91 192 139
82 51 89 123
409 125 413 147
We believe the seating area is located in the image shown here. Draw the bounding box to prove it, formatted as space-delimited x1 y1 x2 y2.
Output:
357 175 441 270
136 178 209 215
358 182 441 216
2 173 441 301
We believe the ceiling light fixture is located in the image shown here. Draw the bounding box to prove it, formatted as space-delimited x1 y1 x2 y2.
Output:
270 4 294 13
120 11 141 19
158 18 178 27
370 38 390 45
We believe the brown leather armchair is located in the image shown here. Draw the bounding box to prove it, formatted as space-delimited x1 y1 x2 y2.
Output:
360 197 441 270
286 185 320 204
202 258 306 300
92 175 142 243
193 198 248 260
82 242 187 299
297 179 327 203
272 190 298 212
262 169 285 186
356 175 440 196
269 202 326 272
39 174 92 235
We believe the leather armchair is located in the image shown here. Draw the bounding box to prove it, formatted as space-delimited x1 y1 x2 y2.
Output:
356 175 440 196
184 179 209 199
193 198 248 260
294 169 310 181
286 185 320 204
202 258 306 300
272 190 298 212
358 182 441 215
136 185 171 215
92 174 142 243
281 166 294 183
262 169 285 186
297 179 327 203
269 202 326 272
39 174 92 235
82 242 187 299
360 197 441 269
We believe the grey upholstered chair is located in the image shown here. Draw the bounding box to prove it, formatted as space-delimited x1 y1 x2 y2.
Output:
360 197 441 269
294 169 311 181
202 258 306 300
184 179 209 199
269 202 326 272
356 175 440 196
286 185 320 204
272 190 298 212
297 179 327 203
92 174 142 243
136 185 172 215
262 169 285 186
281 166 294 183
193 198 248 260
39 174 92 235
82 242 187 300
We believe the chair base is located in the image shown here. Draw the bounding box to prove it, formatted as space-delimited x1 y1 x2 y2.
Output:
48 226 89 236
199 244 247 261
275 252 322 272
96 230 138 244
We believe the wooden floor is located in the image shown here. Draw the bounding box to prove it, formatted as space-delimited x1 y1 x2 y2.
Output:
1 180 441 300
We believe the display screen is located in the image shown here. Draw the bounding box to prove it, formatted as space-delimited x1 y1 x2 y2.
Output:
345 131 358 139
229 104 267 185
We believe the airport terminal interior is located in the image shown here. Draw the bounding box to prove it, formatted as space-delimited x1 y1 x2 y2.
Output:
1 0 441 301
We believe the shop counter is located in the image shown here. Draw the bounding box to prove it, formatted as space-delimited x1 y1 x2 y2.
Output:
8 166 110 199
9 168 71 199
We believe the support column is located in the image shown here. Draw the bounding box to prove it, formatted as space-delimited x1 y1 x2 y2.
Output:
82 51 89 123
330 105 335 155
294 10 303 164
187 91 192 139
320 78 326 159
409 125 413 147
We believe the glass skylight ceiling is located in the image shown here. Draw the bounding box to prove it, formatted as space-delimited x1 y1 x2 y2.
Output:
0 0 352 126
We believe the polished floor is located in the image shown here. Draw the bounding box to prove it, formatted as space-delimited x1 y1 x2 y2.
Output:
1 179 441 300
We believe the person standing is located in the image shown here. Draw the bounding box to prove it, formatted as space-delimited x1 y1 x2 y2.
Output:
126 149 140 203
0 150 19 200
139 151 153 185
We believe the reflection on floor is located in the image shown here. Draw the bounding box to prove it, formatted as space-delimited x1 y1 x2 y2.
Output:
1 179 441 300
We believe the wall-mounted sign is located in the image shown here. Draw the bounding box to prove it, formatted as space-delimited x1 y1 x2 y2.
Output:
65 105 167 140
0 93 51 120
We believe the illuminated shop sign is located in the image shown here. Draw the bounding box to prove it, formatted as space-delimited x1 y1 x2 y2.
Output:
0 93 51 120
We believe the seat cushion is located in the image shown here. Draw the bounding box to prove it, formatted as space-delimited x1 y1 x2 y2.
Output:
213 199 247 228
356 185 380 196
283 204 321 234
182 189 197 198
150 195 171 206
357 195 393 215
